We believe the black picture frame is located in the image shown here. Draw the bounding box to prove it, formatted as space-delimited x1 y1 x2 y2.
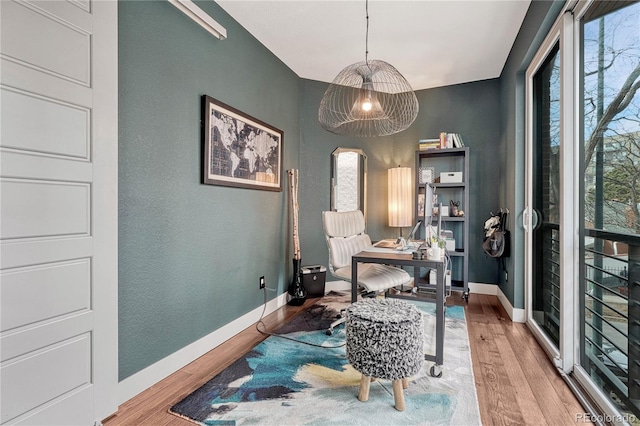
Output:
202 95 283 191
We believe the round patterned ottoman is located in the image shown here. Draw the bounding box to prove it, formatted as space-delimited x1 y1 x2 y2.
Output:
345 298 424 411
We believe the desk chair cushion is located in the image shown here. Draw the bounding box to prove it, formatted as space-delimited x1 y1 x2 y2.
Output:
323 210 366 238
327 234 372 269
333 263 411 292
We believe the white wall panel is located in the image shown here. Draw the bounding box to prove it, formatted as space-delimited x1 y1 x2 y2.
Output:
0 334 91 423
12 387 93 426
0 237 92 270
1 87 89 159
0 179 89 240
0 150 92 183
1 311 92 363
0 0 90 85
0 58 92 107
1 259 90 332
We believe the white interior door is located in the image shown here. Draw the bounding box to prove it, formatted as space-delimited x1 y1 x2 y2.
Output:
0 1 117 424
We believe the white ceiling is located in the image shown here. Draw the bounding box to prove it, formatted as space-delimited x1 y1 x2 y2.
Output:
216 0 532 91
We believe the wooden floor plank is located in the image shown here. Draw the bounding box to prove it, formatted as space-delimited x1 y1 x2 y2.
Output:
489 323 549 425
510 321 586 422
501 322 584 425
466 301 526 425
105 293 590 426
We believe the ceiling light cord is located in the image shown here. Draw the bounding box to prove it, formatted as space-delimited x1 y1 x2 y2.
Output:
365 0 369 65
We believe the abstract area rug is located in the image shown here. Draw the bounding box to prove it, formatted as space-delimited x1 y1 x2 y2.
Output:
170 291 481 425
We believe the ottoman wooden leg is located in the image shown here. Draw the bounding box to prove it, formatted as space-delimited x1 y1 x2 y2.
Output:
392 379 405 411
402 378 409 389
358 374 371 402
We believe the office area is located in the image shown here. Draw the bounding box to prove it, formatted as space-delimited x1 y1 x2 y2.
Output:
118 0 640 422
3 0 640 424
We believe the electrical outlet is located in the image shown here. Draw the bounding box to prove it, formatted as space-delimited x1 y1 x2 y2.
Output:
505 270 508 282
259 276 265 289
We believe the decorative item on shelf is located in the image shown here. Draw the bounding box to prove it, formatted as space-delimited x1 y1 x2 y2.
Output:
287 169 307 306
418 166 435 184
317 0 418 137
450 200 460 217
440 171 463 183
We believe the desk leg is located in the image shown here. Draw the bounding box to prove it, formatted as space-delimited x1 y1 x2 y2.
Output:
435 261 444 367
351 258 358 303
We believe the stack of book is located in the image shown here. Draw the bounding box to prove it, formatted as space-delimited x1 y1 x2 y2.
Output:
418 133 466 150
418 138 440 150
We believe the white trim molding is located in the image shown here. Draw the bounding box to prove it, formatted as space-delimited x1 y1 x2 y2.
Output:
118 292 287 404
496 286 526 323
168 0 227 40
468 282 525 322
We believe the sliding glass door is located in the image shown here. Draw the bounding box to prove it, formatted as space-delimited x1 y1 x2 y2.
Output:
526 0 640 420
530 43 562 351
578 1 640 419
526 7 577 369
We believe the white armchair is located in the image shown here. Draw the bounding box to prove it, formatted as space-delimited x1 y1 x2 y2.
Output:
322 210 411 334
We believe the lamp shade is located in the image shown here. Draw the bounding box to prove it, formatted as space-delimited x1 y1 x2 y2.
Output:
318 60 419 137
388 167 413 228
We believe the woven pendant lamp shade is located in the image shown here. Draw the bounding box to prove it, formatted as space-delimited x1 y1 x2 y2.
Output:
318 60 419 137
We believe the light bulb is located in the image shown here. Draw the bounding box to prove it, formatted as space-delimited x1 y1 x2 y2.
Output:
362 98 372 111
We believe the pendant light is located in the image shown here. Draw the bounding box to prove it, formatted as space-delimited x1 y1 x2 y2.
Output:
318 0 419 137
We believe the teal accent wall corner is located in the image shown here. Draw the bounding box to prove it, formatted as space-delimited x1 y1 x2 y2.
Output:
118 0 300 380
498 0 565 310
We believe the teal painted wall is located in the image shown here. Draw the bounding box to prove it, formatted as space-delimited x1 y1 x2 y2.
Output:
118 0 300 380
498 0 565 309
299 78 502 286
118 0 566 380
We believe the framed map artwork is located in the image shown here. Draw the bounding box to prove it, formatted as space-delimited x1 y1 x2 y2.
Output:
202 95 283 191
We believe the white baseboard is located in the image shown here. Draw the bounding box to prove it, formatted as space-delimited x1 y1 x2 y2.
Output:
468 282 498 296
117 291 288 405
469 281 525 323
497 287 526 322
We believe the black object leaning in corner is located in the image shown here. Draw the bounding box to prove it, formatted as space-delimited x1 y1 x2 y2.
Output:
287 169 307 305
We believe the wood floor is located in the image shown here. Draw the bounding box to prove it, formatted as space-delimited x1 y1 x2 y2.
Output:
104 293 588 425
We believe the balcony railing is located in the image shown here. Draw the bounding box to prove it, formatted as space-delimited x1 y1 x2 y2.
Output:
583 228 640 417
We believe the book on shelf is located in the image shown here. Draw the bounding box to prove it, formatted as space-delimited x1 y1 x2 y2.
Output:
451 133 465 147
418 138 440 150
439 132 448 149
419 133 466 150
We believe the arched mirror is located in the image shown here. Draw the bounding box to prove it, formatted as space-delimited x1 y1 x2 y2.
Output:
330 147 367 218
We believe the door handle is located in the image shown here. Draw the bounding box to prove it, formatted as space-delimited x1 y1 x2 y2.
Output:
523 207 540 231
